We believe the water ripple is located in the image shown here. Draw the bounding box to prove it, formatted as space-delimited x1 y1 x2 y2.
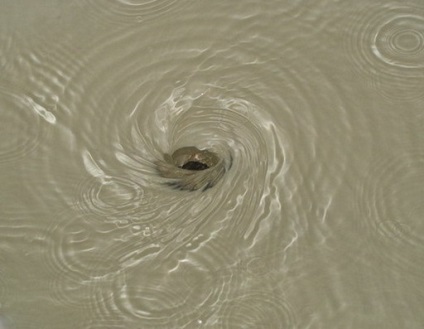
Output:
216 291 298 328
373 15 424 69
60 7 353 273
64 230 240 327
88 256 230 328
78 0 186 25
60 19 292 252
0 88 47 163
356 150 424 278
44 211 126 283
44 209 157 313
5 32 85 105
40 9 356 326
75 174 145 219
0 264 5 306
345 4 424 100
1 32 87 164
0 34 15 75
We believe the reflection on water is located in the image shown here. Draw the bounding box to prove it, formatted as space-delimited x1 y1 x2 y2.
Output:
1 0 424 328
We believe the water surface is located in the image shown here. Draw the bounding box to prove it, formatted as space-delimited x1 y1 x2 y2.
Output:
1 0 423 328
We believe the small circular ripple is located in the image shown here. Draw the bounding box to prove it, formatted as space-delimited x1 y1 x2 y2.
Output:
44 208 175 315
0 88 45 162
44 211 134 309
45 211 128 280
217 291 297 329
345 4 424 100
356 151 424 277
79 0 185 25
45 207 181 312
373 15 424 69
79 231 239 327
75 175 145 220
89 256 230 328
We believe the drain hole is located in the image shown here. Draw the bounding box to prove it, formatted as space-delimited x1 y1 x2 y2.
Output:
156 146 228 191
180 161 209 171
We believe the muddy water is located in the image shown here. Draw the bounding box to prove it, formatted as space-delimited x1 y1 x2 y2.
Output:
1 1 423 328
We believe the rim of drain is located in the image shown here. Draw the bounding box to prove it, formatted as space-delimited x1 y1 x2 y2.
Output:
172 146 220 170
156 146 228 191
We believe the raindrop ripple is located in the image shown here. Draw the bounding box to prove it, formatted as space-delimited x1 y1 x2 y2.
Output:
356 150 424 277
345 4 424 100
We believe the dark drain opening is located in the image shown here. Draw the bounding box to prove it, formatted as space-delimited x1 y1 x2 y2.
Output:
156 146 228 191
180 161 209 171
